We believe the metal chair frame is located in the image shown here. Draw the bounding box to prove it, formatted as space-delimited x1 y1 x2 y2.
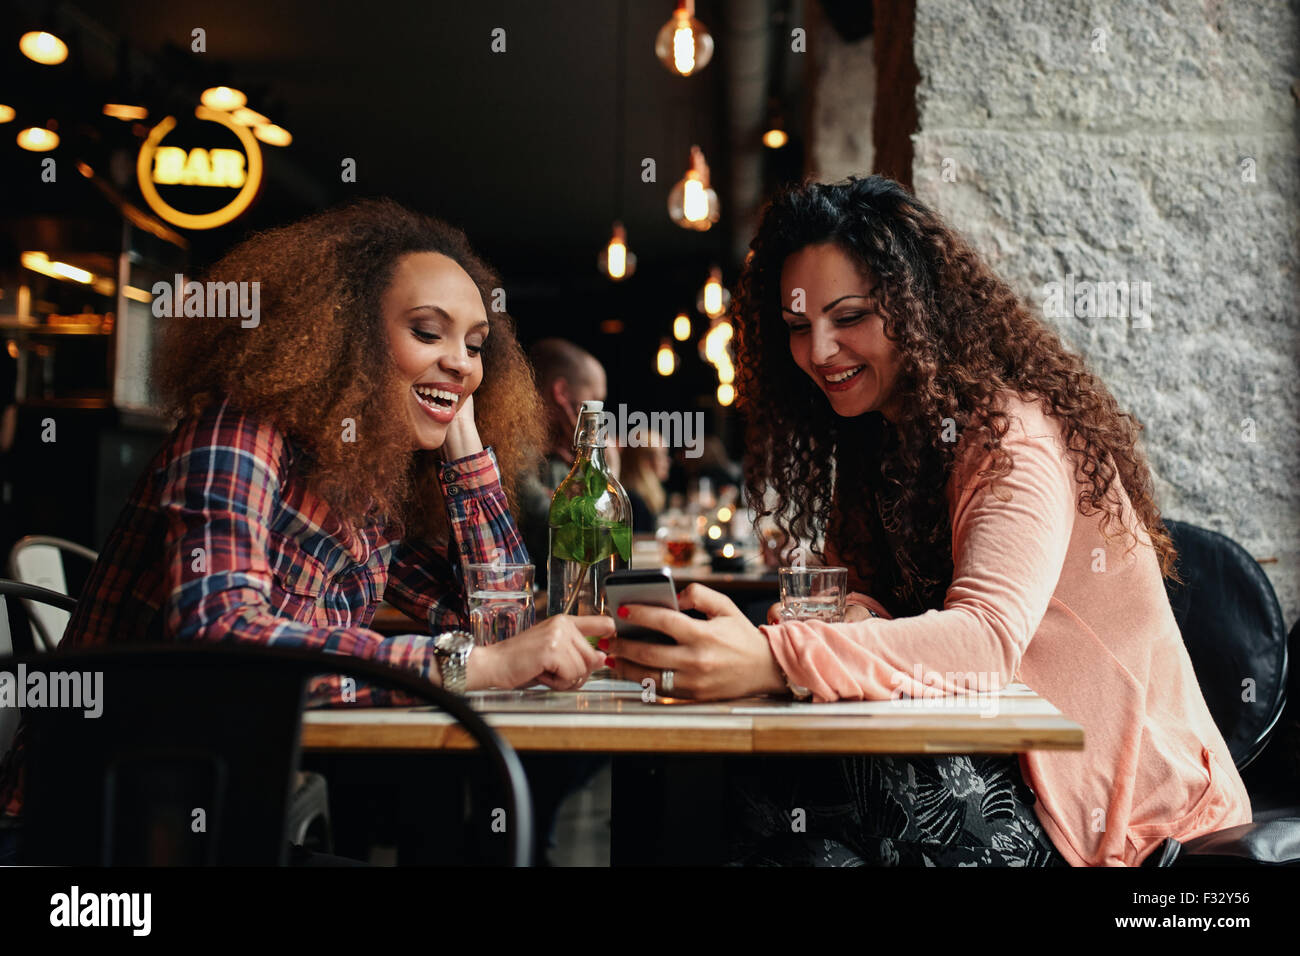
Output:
0 601 533 866
6 536 99 650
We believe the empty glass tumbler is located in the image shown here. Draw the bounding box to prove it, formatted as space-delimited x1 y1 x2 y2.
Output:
778 566 848 623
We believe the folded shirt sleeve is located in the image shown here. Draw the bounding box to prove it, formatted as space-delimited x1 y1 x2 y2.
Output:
762 417 1079 702
384 446 529 633
159 407 443 705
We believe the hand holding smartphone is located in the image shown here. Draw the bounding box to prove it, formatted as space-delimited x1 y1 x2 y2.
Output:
603 569 679 644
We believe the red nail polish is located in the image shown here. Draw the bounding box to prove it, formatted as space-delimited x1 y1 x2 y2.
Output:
597 636 609 650
617 606 630 619
605 656 615 667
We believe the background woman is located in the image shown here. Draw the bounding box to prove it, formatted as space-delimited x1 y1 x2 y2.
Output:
620 431 670 534
607 176 1251 867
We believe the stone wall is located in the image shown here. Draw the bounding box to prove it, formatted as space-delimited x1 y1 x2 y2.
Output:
901 0 1300 624
808 12 875 182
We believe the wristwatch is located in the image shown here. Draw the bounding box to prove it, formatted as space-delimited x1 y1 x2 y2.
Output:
432 630 474 694
783 668 813 701
772 652 812 700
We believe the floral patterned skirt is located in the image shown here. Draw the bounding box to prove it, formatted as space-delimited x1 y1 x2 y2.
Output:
724 753 1069 867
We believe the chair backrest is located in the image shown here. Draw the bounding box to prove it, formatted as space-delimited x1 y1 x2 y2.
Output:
4 642 533 866
0 596 14 762
7 536 99 650
0 581 79 761
1162 519 1289 770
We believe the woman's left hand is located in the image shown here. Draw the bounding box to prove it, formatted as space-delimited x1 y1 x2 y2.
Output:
441 394 484 461
608 584 788 700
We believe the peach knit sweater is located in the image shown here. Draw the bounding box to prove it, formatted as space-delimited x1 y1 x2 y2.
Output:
761 392 1252 866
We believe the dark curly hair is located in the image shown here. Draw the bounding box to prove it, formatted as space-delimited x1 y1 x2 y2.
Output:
152 197 543 544
733 176 1182 617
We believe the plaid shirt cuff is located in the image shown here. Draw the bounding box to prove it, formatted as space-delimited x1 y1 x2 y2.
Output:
437 447 502 498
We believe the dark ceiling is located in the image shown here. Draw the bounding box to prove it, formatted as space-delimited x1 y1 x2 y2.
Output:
3 0 820 426
50 0 749 274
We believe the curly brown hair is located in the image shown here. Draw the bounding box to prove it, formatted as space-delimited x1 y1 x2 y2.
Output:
733 176 1182 617
152 197 543 544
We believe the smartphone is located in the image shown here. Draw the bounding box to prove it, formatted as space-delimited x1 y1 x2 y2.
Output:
603 569 679 644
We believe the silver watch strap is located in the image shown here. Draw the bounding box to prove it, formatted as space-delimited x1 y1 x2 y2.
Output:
433 630 473 694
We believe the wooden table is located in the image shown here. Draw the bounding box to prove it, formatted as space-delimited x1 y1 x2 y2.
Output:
368 603 424 634
302 679 1081 864
303 680 1081 864
301 678 1083 755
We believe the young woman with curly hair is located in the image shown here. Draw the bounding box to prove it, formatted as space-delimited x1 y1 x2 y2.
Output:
607 176 1251 866
79 197 607 687
1 199 610 836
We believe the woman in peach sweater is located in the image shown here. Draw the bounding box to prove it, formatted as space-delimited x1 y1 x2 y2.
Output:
607 176 1252 866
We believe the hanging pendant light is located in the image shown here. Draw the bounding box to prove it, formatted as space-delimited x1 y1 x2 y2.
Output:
600 3 634 284
697 266 731 319
699 314 735 408
656 338 678 376
672 313 691 341
702 317 733 365
201 86 246 111
669 146 719 231
231 107 270 127
102 41 149 123
17 124 59 151
698 264 735 406
19 31 67 66
655 0 714 76
597 222 636 281
254 123 292 146
762 98 788 148
103 104 148 121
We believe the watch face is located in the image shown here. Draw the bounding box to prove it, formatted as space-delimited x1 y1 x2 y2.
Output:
435 630 473 654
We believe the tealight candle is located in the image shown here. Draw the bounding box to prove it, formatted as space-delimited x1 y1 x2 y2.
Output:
710 540 745 572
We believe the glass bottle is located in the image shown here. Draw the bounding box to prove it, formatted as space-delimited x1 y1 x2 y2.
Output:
547 401 632 624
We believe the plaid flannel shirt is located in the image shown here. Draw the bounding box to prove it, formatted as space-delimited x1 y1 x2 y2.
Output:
1 396 527 817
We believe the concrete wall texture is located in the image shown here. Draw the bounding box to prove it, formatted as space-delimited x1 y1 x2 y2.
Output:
897 0 1299 624
809 14 875 182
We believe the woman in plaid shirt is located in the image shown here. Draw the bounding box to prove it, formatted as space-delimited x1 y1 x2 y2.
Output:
1 199 611 823
77 197 609 694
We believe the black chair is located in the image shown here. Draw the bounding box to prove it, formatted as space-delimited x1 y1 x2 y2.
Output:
2 642 533 866
0 581 77 761
0 579 356 863
1238 614 1300 818
0 579 78 647
6 535 99 650
1142 519 1300 865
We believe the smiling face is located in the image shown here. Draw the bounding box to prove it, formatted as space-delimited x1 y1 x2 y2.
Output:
382 251 488 450
779 242 906 422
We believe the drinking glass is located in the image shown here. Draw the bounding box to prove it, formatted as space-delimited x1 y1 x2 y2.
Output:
460 563 536 646
778 567 848 623
656 511 700 568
